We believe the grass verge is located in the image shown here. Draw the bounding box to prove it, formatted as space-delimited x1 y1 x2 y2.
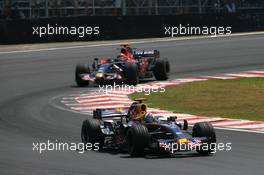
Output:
129 77 264 121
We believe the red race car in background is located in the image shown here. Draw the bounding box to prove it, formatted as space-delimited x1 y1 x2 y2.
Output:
75 44 170 86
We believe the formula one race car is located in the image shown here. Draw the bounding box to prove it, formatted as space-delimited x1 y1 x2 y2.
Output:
81 98 217 157
75 45 170 86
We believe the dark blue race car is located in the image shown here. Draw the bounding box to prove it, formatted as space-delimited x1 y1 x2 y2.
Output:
81 99 216 157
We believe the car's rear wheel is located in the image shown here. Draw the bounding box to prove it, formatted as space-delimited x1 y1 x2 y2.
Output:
192 122 216 155
75 63 90 87
81 119 104 149
123 63 138 85
153 59 169 80
126 125 150 157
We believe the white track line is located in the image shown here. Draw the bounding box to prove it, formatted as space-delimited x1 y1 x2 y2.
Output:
77 97 131 103
227 73 264 78
67 101 132 106
1 31 264 55
76 94 128 99
224 124 264 129
247 70 264 74
203 76 238 80
213 126 264 134
71 105 129 110
212 120 252 127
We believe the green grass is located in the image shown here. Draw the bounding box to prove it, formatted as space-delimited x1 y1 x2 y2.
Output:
129 78 264 121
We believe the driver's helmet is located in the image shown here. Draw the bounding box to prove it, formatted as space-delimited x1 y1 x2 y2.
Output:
118 53 126 58
121 48 127 55
117 53 129 60
120 47 133 60
144 113 154 123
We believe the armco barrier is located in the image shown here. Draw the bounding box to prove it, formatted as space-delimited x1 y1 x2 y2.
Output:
0 14 264 44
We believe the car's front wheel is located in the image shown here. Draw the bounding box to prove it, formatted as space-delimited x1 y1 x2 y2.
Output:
81 119 104 149
192 122 216 155
126 125 150 157
123 63 138 85
75 63 90 87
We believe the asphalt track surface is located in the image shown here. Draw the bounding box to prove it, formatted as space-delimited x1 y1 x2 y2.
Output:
0 34 264 175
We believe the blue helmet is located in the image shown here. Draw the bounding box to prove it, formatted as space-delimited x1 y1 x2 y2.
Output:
144 113 154 123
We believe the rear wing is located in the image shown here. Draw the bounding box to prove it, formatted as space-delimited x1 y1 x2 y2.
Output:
93 108 129 119
133 50 160 58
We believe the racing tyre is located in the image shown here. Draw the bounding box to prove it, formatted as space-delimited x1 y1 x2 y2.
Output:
126 124 150 157
81 119 104 150
192 122 216 155
153 59 169 80
123 63 138 85
164 58 170 73
75 64 90 87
